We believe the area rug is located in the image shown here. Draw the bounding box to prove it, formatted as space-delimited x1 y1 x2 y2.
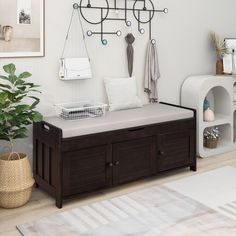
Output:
165 166 236 221
17 184 236 235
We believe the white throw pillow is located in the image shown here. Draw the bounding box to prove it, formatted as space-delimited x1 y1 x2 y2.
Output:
104 76 143 111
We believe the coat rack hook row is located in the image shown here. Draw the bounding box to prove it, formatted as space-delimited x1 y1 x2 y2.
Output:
73 2 168 14
72 1 168 44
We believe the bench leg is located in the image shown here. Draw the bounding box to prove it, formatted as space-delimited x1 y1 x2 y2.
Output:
190 165 197 172
56 196 63 209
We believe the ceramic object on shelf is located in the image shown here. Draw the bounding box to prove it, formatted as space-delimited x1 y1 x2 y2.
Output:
216 59 224 75
204 108 215 122
203 98 210 111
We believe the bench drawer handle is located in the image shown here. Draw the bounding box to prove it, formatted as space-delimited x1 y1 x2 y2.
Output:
159 151 165 156
114 161 120 166
42 124 50 132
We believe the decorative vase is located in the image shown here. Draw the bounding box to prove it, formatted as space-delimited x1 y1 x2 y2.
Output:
204 108 215 122
0 152 35 208
216 59 224 75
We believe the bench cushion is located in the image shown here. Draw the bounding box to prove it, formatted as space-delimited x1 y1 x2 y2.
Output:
44 104 194 138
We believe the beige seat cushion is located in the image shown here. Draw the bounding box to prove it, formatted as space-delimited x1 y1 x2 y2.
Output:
44 103 194 138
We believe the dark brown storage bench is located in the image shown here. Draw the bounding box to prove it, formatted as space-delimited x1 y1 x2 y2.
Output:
33 102 196 208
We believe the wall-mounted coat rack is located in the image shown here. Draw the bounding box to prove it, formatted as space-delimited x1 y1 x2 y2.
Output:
73 0 168 45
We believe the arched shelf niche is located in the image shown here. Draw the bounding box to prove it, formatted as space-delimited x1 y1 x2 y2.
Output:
204 86 231 120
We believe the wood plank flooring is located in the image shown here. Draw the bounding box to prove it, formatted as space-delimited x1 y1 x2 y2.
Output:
1 151 236 236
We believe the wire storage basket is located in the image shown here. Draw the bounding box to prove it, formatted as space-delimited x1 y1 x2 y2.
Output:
55 101 107 120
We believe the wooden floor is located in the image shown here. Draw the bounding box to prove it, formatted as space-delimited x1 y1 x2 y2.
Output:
1 151 236 236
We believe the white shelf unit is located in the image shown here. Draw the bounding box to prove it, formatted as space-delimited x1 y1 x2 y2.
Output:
181 75 236 158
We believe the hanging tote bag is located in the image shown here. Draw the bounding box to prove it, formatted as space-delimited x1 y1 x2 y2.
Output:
59 8 92 80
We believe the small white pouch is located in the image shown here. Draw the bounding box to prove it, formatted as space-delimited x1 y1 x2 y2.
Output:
59 58 92 80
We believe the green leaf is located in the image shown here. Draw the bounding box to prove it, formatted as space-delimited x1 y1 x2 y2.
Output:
0 89 12 94
0 75 11 82
12 127 28 139
0 84 11 90
0 114 5 124
22 82 39 88
13 114 30 124
9 75 18 83
6 92 15 102
15 104 31 113
24 83 40 88
19 72 32 79
0 100 10 109
28 96 40 109
31 112 43 122
14 95 26 102
28 89 41 93
0 93 8 104
4 113 13 120
15 79 25 86
24 83 34 87
29 96 40 101
30 102 39 110
17 86 27 91
3 64 16 75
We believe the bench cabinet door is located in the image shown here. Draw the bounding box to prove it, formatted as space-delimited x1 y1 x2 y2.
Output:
112 136 156 185
63 145 112 196
157 130 195 172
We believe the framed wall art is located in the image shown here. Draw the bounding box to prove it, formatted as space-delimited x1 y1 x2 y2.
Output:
0 0 44 58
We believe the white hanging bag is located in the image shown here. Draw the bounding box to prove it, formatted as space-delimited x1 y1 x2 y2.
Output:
59 8 92 80
59 58 92 80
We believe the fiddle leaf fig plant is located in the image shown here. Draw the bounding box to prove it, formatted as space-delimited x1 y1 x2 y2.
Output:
0 63 43 153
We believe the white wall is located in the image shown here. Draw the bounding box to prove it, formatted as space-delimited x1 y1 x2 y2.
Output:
1 0 236 162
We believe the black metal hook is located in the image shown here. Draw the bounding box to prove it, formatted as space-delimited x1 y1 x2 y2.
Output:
73 3 79 9
151 39 156 44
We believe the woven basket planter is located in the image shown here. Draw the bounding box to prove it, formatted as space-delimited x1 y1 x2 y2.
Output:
204 138 218 149
0 153 35 209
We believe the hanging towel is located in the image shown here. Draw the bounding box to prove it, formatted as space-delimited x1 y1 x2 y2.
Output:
125 33 135 77
144 40 160 103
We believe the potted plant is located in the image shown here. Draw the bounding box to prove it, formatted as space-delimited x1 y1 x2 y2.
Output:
210 31 227 75
0 63 42 208
204 127 220 149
